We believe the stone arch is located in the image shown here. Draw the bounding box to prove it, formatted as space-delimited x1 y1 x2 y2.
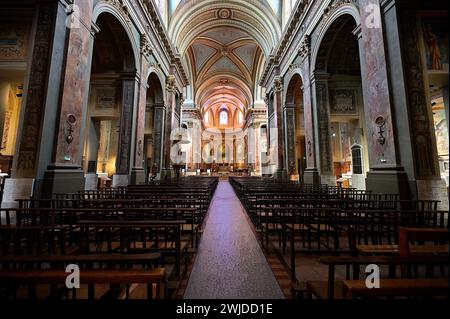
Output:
310 4 361 76
283 70 305 106
92 2 140 73
146 69 167 106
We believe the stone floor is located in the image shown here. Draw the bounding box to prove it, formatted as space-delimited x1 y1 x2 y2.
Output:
184 181 285 299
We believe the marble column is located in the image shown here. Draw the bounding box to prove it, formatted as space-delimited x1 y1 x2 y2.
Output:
39 0 95 197
254 123 261 175
283 102 296 175
358 0 412 199
162 75 176 179
311 73 334 185
246 123 258 175
130 58 149 185
13 3 57 180
444 87 449 133
273 76 287 178
379 0 447 207
112 76 137 187
186 121 194 171
153 104 165 176
302 57 320 185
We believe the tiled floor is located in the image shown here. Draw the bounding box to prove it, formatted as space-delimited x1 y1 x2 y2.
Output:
184 181 285 299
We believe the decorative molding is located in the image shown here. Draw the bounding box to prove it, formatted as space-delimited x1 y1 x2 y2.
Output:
105 0 130 21
259 0 311 86
140 34 153 57
140 0 189 86
289 63 302 72
273 76 283 93
149 61 161 70
166 75 177 93
217 8 232 19
298 35 310 59
323 0 357 22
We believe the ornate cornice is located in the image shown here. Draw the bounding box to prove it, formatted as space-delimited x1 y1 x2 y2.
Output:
259 0 310 87
140 0 189 87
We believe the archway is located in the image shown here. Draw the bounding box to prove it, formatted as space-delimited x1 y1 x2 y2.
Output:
144 73 164 182
83 12 136 189
285 73 306 181
0 12 33 178
314 15 369 189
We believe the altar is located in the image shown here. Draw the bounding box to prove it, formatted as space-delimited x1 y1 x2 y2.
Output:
217 165 232 176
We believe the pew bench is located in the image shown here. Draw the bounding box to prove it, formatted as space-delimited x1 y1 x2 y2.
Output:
305 255 449 300
78 220 187 279
0 268 166 300
343 278 449 299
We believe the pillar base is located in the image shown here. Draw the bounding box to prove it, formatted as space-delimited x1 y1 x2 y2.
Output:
366 165 410 199
304 169 320 185
130 168 146 185
40 169 85 199
112 174 129 187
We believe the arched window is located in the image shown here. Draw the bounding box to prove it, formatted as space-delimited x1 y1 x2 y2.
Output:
204 111 210 124
219 110 228 125
351 145 363 174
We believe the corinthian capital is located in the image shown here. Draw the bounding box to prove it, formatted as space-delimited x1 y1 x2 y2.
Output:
273 76 283 93
166 75 177 93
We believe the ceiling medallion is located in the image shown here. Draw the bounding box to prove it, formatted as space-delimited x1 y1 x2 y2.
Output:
218 8 232 19
220 47 229 57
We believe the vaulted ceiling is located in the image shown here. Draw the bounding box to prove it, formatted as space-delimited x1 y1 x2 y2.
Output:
169 0 281 128
186 27 263 126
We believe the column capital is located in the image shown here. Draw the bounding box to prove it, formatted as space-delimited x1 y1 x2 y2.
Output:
273 75 283 93
166 75 177 93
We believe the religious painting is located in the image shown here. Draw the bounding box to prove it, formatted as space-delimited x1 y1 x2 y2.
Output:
421 15 449 72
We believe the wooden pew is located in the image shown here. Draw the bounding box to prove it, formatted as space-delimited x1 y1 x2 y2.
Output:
343 278 449 299
304 255 449 300
0 268 166 300
77 220 187 280
355 227 449 256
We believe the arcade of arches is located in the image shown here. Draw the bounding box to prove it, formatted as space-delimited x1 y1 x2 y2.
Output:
0 0 448 209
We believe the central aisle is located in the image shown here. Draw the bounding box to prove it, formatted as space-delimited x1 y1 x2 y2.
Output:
184 181 284 299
